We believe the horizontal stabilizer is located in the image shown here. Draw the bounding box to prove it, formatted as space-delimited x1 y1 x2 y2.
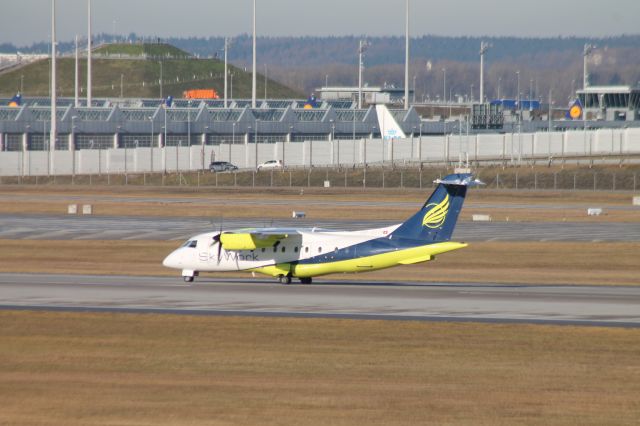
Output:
433 175 484 186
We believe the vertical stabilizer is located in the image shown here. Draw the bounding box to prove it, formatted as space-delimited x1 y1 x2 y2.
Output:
391 173 480 243
376 104 407 139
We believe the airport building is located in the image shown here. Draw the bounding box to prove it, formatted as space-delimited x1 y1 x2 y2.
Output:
577 86 640 122
0 97 425 153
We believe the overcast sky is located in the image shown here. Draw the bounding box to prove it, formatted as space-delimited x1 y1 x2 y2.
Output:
2 0 639 46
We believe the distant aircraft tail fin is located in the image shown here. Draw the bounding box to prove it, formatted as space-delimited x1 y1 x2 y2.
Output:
390 173 481 243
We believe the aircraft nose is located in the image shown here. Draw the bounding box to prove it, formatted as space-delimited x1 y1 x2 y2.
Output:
162 250 182 269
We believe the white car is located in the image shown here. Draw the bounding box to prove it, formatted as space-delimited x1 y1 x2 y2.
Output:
257 160 283 170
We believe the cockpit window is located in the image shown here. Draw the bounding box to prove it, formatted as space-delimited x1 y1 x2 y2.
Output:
182 240 198 248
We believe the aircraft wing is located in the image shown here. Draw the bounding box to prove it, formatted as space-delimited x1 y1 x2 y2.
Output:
219 228 299 251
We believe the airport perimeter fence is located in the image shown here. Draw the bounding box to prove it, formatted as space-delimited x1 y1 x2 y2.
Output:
1 166 638 192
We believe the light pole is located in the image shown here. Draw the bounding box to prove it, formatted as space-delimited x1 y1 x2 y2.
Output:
330 120 337 166
224 37 231 108
252 0 257 108
358 40 369 109
134 140 139 172
187 99 191 150
124 129 128 183
71 115 77 178
419 122 423 162
163 105 167 174
583 44 594 89
442 68 446 105
497 76 502 100
148 116 154 173
529 79 534 112
176 140 181 174
264 63 268 100
254 119 259 170
74 35 79 107
231 122 236 162
87 0 92 106
404 0 410 110
516 70 520 123
50 0 57 177
479 41 491 103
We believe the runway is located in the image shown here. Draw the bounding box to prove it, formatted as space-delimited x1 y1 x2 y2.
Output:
1 213 639 242
1 273 638 327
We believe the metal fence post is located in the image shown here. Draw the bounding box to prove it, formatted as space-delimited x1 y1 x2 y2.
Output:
573 174 576 190
515 172 518 190
593 173 597 191
553 172 557 190
534 172 537 190
382 170 385 188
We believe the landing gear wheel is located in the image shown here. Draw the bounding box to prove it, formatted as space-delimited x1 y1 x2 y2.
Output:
278 275 292 285
300 277 312 285
183 276 194 283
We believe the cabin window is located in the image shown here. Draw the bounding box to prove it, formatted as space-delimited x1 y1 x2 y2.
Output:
273 247 277 252
261 248 266 253
318 247 322 253
282 247 286 253
305 247 309 253
294 247 298 253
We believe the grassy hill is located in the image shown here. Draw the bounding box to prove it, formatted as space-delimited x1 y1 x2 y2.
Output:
0 43 302 99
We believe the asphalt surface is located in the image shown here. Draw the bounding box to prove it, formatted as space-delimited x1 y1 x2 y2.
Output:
0 213 639 242
1 273 638 327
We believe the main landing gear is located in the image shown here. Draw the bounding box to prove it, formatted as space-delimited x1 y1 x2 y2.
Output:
278 275 292 285
277 275 313 285
183 276 194 283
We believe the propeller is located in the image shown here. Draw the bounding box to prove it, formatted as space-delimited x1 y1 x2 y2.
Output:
216 218 224 264
210 217 224 265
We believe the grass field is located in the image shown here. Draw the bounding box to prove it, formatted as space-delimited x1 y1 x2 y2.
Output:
1 311 639 425
0 184 638 223
0 43 301 99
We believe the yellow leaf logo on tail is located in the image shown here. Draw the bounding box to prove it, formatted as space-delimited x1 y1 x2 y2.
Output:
422 194 449 229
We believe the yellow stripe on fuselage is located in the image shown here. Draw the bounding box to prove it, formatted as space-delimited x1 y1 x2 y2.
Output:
250 241 467 278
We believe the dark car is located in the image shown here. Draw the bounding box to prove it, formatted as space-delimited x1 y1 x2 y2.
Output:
209 161 239 172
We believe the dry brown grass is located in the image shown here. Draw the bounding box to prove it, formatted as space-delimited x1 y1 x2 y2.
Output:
0 240 638 285
0 311 639 425
0 186 638 222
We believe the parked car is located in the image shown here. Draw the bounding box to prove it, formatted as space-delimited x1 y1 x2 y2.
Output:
257 160 284 170
209 161 238 172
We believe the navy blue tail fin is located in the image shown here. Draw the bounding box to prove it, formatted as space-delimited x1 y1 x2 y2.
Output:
390 173 478 243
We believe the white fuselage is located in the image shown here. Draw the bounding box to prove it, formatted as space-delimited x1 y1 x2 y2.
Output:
163 224 401 274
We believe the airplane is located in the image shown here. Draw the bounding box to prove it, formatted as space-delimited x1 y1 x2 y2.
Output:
163 173 481 284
